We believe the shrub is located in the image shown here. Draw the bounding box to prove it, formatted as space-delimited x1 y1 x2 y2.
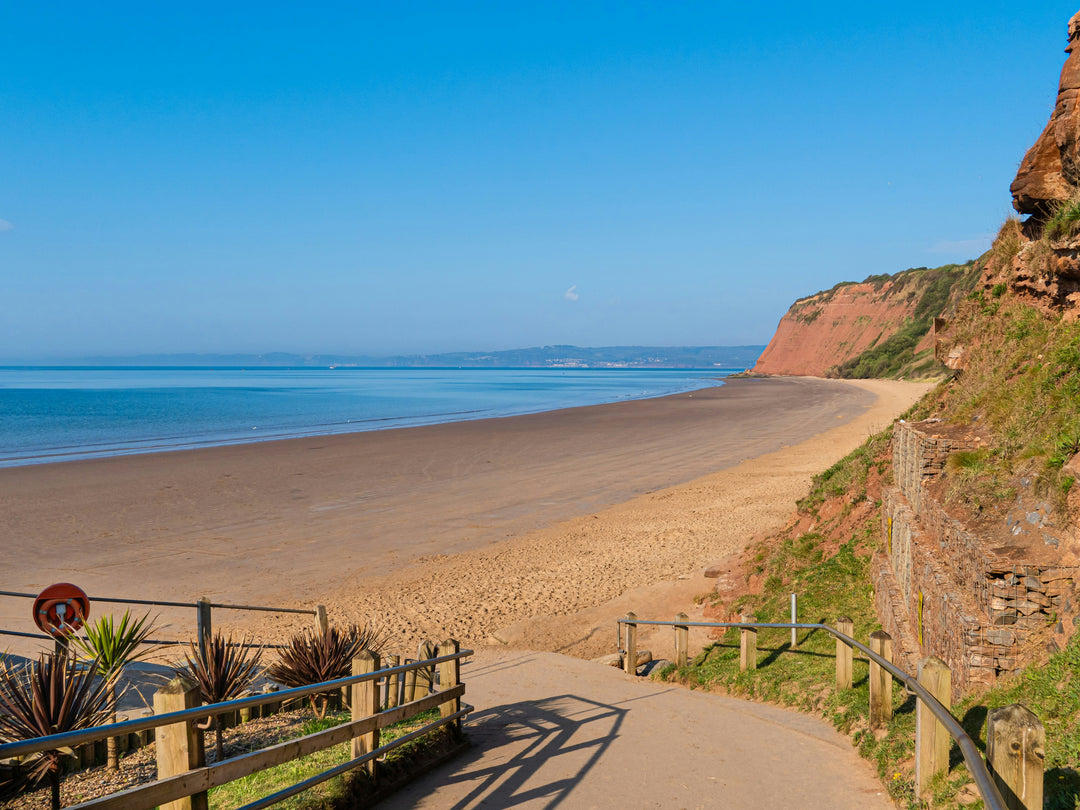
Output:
173 633 262 761
0 654 115 810
69 610 159 770
266 624 391 719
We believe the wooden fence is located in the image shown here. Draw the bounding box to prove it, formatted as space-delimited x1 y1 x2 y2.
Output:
0 641 472 810
619 614 1045 810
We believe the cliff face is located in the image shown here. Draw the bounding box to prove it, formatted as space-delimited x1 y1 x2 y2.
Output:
981 12 1080 315
754 280 922 377
1010 11 1080 220
753 264 978 378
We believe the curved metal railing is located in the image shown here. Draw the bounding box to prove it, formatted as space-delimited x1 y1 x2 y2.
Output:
617 617 1007 810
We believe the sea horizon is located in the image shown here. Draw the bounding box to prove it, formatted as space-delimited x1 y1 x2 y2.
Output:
0 366 734 468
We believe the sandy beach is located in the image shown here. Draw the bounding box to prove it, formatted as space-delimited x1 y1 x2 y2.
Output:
0 376 930 658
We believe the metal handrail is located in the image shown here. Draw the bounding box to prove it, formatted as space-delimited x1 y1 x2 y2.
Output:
0 648 473 759
0 590 197 609
0 590 316 616
617 617 1007 810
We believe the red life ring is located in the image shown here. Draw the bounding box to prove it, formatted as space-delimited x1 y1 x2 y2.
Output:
33 583 90 637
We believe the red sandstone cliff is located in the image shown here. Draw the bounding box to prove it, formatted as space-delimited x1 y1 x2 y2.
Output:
979 12 1080 314
752 264 976 378
1011 11 1080 220
753 280 922 377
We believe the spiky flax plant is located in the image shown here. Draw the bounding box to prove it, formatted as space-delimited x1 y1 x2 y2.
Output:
173 632 262 762
69 610 159 770
0 653 115 810
265 624 391 719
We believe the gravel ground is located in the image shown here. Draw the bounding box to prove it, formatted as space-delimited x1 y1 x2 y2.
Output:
0 707 315 810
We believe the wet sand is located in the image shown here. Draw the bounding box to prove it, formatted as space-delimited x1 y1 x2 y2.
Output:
0 376 930 656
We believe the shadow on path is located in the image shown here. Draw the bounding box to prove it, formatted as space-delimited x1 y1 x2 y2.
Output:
432 693 626 810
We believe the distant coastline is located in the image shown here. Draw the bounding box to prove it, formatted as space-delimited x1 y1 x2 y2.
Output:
3 344 765 370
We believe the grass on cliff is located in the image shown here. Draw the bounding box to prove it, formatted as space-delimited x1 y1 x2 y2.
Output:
828 262 980 380
952 635 1080 810
910 294 1080 514
1045 192 1080 242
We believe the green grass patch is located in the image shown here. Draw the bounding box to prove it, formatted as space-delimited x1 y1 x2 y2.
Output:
797 426 891 515
1044 194 1080 242
208 709 453 810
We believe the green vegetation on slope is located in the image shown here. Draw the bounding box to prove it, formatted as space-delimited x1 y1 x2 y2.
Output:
955 635 1080 810
910 295 1080 514
828 262 980 380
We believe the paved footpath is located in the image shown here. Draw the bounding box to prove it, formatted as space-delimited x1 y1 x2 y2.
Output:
381 650 893 810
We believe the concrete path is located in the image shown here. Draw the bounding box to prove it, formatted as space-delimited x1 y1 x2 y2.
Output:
382 650 893 810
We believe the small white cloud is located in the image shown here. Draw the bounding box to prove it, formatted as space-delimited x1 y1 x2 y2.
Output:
564 284 579 302
0 219 13 232
929 234 994 254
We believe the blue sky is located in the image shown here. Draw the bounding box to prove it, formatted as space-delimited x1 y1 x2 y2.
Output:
1 2 1076 360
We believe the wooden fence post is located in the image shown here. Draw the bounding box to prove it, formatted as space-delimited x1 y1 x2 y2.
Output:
260 683 280 718
835 617 853 689
740 613 757 671
915 656 951 794
418 641 437 695
438 639 461 732
196 597 212 663
623 612 638 675
869 630 893 728
404 660 418 703
674 612 689 669
987 704 1045 810
153 677 207 810
386 655 401 709
352 651 380 779
315 604 329 635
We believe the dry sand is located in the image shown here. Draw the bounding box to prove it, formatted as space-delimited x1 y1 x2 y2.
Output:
0 376 931 660
309 377 931 660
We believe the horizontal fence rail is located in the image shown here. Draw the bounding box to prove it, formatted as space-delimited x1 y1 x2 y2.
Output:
617 616 1010 810
1 645 473 810
0 591 315 616
0 648 472 759
207 601 316 616
0 590 323 653
0 590 199 610
0 627 288 649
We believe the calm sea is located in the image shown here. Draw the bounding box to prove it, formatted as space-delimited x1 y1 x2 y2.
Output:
0 367 731 467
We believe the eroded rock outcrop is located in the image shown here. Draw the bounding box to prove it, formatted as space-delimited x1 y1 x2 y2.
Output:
980 11 1080 315
1011 11 1080 220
